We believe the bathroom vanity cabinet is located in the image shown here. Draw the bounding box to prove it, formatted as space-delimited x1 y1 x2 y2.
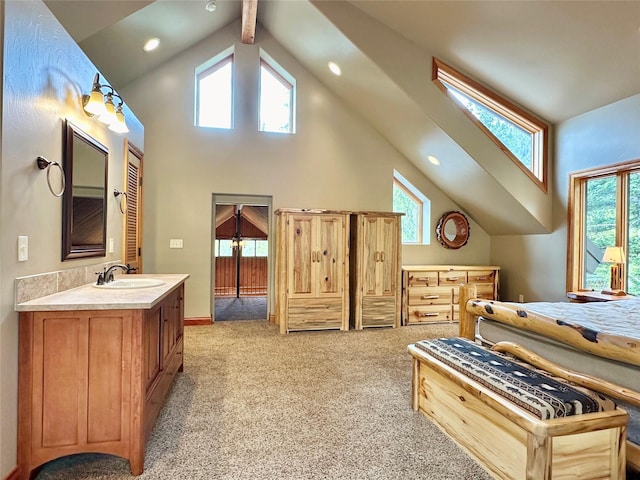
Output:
15 275 188 479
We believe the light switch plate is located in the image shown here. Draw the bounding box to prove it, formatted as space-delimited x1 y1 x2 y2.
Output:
18 235 28 261
169 239 183 249
109 238 114 253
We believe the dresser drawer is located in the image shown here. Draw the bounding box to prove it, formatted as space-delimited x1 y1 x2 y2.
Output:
438 270 467 286
406 305 452 324
475 284 495 300
406 271 438 287
468 270 496 284
407 286 452 305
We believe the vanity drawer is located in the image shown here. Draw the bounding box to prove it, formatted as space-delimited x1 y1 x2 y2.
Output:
406 305 453 324
406 271 438 287
438 270 467 286
408 286 452 306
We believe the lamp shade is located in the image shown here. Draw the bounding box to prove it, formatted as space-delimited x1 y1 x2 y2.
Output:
602 246 626 264
98 94 118 125
83 89 107 116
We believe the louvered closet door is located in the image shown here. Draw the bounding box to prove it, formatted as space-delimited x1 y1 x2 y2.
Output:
125 144 143 272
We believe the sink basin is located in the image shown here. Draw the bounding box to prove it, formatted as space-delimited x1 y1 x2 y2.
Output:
93 278 165 289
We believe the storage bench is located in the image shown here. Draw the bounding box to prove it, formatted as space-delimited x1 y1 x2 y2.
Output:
408 337 628 479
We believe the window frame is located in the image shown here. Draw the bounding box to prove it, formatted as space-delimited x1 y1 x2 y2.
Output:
432 57 549 193
259 57 295 134
393 172 430 245
567 158 640 292
195 53 234 129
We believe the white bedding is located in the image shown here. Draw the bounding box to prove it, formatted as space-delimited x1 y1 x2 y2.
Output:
502 297 640 340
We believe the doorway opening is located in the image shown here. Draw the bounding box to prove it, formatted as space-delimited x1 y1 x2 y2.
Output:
212 195 272 321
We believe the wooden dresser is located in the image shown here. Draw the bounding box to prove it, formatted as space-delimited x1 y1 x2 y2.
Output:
401 265 499 325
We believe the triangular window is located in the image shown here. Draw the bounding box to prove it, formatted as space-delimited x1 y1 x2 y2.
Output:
433 58 548 192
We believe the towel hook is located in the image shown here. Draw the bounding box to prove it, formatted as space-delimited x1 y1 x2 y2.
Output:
36 156 65 197
114 189 127 214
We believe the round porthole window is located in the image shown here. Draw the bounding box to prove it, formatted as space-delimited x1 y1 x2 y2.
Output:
436 211 470 249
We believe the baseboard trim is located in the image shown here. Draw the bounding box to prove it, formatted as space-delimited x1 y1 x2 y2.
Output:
185 316 212 326
4 466 19 480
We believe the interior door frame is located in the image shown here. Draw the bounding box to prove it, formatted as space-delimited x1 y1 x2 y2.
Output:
211 194 273 322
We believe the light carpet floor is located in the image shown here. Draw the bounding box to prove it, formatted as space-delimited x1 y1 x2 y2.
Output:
35 321 492 479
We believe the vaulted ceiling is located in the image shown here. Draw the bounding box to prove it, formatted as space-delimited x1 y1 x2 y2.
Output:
44 0 640 235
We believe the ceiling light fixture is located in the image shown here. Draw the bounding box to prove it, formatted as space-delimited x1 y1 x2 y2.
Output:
143 37 160 52
83 73 129 134
328 61 342 76
205 0 217 12
427 155 440 165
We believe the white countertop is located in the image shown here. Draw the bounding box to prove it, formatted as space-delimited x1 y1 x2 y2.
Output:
16 274 190 312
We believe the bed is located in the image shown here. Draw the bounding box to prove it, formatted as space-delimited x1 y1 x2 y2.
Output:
458 285 640 472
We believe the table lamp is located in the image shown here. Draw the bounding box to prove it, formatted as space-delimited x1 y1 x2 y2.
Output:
602 246 625 293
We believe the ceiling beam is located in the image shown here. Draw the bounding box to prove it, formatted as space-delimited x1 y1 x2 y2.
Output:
241 0 258 44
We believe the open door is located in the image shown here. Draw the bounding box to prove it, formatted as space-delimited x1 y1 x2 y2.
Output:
212 195 272 321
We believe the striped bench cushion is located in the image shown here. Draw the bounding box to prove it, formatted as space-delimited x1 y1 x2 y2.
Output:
414 337 615 420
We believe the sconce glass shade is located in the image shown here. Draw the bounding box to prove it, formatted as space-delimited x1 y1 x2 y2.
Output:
98 94 118 125
602 246 626 264
83 89 107 116
108 107 129 133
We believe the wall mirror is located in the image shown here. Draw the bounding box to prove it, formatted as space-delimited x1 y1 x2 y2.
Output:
62 120 108 260
436 211 470 249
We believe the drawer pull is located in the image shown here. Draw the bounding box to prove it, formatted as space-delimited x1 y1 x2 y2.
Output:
445 277 459 282
421 295 440 300
417 312 440 317
415 277 431 281
474 276 488 281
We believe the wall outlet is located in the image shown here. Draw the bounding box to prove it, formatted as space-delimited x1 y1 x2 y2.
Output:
18 236 28 262
518 294 524 303
169 238 183 249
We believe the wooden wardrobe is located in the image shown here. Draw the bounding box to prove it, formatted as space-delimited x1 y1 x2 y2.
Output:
349 212 402 329
275 209 350 333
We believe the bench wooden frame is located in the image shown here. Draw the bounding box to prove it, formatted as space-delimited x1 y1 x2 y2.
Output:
409 340 628 479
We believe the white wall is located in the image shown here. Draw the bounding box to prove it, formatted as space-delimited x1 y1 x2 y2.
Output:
122 21 492 320
0 2 142 476
491 94 640 302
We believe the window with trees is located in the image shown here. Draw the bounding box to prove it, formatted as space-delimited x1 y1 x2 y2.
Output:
568 159 640 295
196 53 233 129
393 171 430 244
259 53 295 134
432 58 548 192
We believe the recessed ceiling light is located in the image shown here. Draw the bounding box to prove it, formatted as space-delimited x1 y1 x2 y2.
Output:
328 61 342 76
143 37 160 52
205 0 217 12
427 155 440 166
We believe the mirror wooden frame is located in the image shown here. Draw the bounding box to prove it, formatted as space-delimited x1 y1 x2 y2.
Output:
436 211 470 249
62 120 109 260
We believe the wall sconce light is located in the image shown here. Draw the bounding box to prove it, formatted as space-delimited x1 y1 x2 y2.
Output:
83 73 129 134
602 246 626 292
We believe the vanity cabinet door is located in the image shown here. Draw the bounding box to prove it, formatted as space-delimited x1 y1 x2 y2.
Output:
144 305 162 393
161 287 183 369
19 311 132 470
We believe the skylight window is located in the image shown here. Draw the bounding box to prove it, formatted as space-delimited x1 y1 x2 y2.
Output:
433 58 548 192
196 54 233 129
259 57 295 134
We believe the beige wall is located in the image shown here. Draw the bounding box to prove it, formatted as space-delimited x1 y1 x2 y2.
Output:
491 94 640 302
121 21 492 320
0 2 142 476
